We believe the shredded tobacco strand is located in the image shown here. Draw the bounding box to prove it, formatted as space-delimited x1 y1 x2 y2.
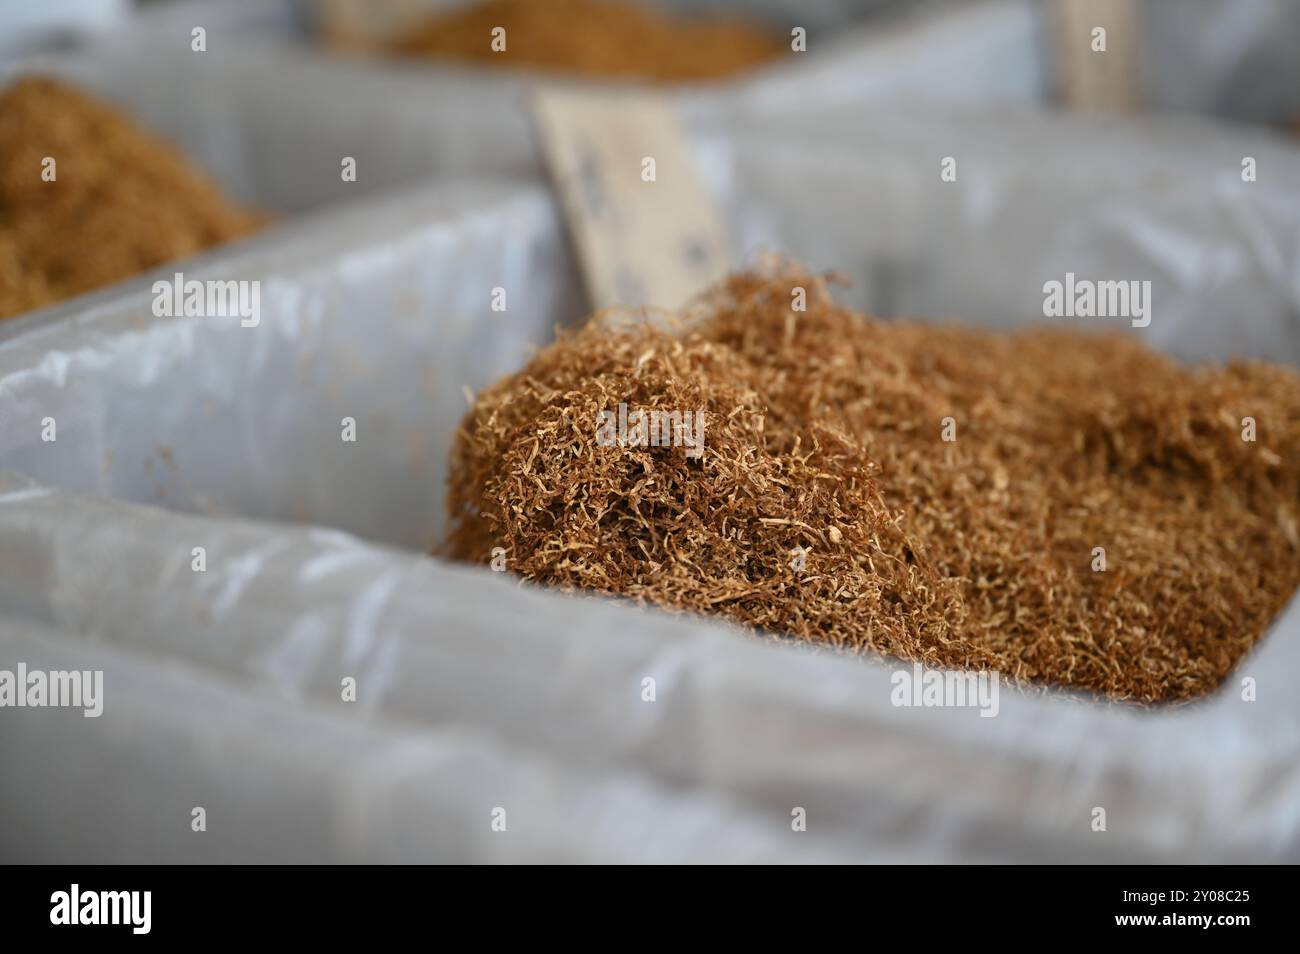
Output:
446 268 1300 704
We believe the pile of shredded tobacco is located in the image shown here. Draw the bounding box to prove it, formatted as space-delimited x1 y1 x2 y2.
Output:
446 269 1300 704
380 0 785 83
0 76 267 322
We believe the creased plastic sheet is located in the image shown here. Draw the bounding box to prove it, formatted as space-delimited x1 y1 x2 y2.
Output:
0 472 1298 863
1138 0 1300 126
698 104 1300 362
0 613 857 863
0 180 582 548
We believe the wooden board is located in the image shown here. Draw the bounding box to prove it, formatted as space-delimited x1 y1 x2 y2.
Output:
533 86 733 310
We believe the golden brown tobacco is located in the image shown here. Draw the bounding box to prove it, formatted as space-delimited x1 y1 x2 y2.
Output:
0 76 267 321
384 0 785 82
447 269 1300 704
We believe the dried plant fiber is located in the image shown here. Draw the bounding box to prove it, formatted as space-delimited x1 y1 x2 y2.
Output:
0 77 267 321
447 269 1300 703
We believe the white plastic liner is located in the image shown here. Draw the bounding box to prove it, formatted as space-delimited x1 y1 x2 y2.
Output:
0 181 582 546
0 613 856 863
0 472 1297 862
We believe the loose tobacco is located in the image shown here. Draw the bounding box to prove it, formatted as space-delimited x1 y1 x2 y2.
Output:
447 269 1300 704
0 77 267 321
382 0 785 83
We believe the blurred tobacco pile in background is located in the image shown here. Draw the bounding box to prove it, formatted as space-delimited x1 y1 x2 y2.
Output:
335 0 786 82
0 77 265 321
448 270 1300 704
